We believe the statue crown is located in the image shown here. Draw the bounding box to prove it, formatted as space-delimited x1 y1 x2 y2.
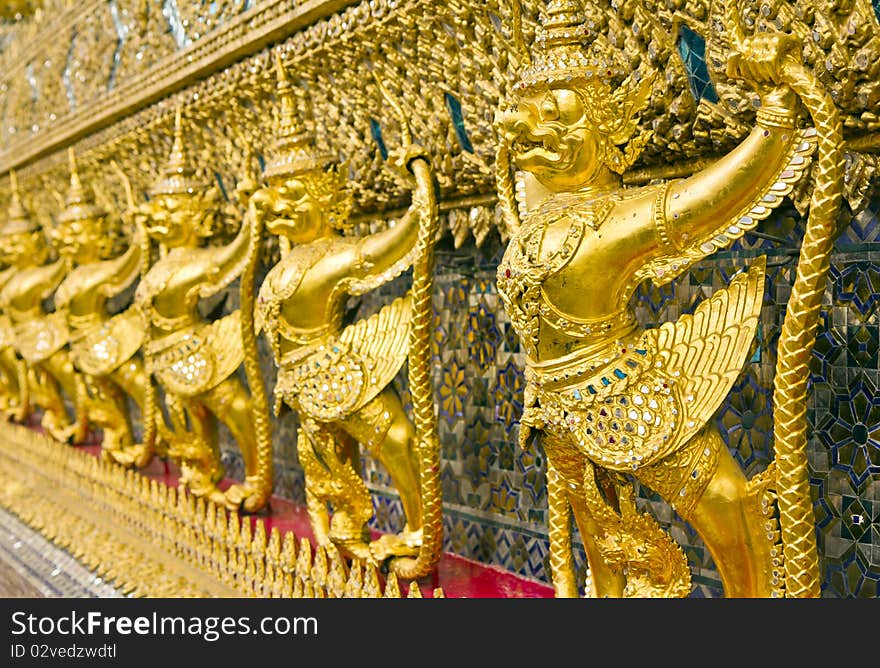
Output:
263 53 353 230
3 170 41 235
263 52 336 181
58 148 106 225
515 0 628 93
150 107 210 197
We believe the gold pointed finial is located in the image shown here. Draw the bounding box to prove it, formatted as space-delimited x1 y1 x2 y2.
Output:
281 531 297 573
262 51 335 180
514 0 627 92
363 564 381 598
59 148 104 224
343 559 363 598
383 572 402 598
149 107 207 196
4 168 40 234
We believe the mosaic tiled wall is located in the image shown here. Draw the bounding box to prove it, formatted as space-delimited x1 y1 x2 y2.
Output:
210 193 880 599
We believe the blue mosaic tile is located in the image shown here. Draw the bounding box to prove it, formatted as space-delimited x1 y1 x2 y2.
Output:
676 24 719 103
815 375 880 488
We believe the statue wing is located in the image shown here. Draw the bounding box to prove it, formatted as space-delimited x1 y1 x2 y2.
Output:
635 128 816 288
338 294 412 409
646 255 766 448
279 295 412 423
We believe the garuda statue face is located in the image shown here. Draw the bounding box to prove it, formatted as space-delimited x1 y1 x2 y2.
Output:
256 175 326 243
51 213 111 265
254 170 351 245
144 190 217 248
498 85 609 192
494 1 653 195
1 229 47 267
53 149 114 265
2 171 48 267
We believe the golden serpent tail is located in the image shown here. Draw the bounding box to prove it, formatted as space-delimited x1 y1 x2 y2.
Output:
772 62 843 597
138 220 157 456
495 141 522 239
239 209 274 505
390 158 442 580
547 460 576 596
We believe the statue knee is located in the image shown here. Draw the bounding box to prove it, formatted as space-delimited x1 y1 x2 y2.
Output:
384 415 415 451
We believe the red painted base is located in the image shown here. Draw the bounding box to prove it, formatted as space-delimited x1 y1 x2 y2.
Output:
69 435 553 598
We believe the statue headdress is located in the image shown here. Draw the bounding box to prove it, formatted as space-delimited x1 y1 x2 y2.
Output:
3 170 41 234
150 107 210 197
512 0 655 174
58 148 106 225
264 53 352 229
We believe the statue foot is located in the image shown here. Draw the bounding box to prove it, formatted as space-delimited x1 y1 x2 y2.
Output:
224 478 269 513
9 404 29 423
104 443 153 469
45 419 76 444
330 535 376 563
121 443 153 468
179 465 227 508
370 526 422 562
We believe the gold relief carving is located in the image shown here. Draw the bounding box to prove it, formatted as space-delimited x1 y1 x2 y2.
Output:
67 4 119 111
0 423 444 597
1 0 876 251
0 0 875 598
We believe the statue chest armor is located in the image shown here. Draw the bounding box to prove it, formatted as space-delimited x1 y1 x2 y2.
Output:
257 237 347 359
496 193 634 359
136 248 207 329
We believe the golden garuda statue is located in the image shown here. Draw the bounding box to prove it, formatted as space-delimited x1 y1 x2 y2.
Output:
494 0 847 597
0 170 89 444
240 55 442 577
134 109 273 512
0 202 29 423
52 149 159 467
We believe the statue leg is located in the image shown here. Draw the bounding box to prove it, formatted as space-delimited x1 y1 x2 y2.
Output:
38 351 89 444
84 373 137 464
163 391 227 508
0 348 15 411
198 375 270 511
24 358 73 441
542 433 627 597
0 346 26 420
107 357 159 467
339 388 423 561
636 424 774 597
297 416 373 561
